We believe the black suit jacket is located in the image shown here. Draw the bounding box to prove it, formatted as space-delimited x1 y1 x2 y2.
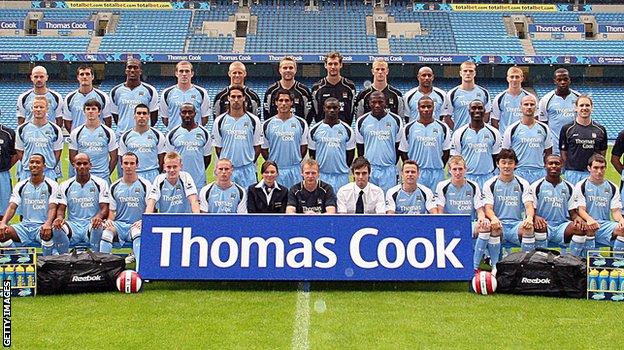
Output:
247 182 289 213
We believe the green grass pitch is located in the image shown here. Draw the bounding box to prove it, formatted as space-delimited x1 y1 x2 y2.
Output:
7 146 624 348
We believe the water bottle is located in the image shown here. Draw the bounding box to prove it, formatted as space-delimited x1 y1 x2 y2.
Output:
25 265 35 287
598 269 610 291
15 265 25 287
609 270 619 292
588 269 599 290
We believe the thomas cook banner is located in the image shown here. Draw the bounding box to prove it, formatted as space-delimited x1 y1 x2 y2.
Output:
139 214 473 281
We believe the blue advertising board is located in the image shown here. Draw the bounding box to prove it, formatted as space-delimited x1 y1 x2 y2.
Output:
0 52 618 65
139 214 473 281
528 24 584 33
0 21 23 30
37 21 94 30
599 24 624 33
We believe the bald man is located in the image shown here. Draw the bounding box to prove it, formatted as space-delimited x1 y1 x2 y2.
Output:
403 66 447 123
17 65 63 126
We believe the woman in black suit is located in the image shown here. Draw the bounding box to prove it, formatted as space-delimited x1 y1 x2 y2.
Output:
247 161 289 213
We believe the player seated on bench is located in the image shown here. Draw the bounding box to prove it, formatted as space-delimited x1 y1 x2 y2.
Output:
572 154 624 266
482 149 535 272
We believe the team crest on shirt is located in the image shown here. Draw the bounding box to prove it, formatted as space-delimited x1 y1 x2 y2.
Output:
230 193 236 199
134 188 141 193
0 140 3 145
98 132 104 138
195 133 203 139
433 129 439 134
294 98 300 104
317 198 322 205
191 95 196 100
40 192 47 198
604 188 611 194
244 122 249 128
291 123 296 128
592 133 597 138
175 184 182 190
139 92 145 96
386 122 391 128
416 194 423 201
389 98 394 104
343 92 348 98
90 187 95 193
514 186 520 192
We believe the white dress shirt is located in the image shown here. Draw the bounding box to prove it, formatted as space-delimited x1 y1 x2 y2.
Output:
336 182 386 214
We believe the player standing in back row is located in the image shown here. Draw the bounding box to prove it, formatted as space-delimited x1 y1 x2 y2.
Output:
109 58 159 137
310 52 356 126
538 68 580 155
403 66 447 123
212 61 262 118
264 57 312 122
442 61 491 130
160 60 210 131
354 58 404 120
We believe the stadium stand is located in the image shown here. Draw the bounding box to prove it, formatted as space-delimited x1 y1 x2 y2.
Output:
449 12 524 55
387 7 457 54
98 10 191 53
245 3 377 54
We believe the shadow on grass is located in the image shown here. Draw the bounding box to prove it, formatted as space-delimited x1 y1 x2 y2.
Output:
144 280 469 293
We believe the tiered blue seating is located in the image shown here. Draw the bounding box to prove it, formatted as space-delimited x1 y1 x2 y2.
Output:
0 9 28 20
41 9 92 21
99 10 191 53
187 6 237 53
0 36 90 53
188 35 234 52
387 7 457 55
449 12 524 55
245 3 377 54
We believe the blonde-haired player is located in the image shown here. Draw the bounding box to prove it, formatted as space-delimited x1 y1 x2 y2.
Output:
435 155 491 273
491 66 532 133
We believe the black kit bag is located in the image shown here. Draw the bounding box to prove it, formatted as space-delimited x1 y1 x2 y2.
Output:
37 249 126 295
496 248 587 298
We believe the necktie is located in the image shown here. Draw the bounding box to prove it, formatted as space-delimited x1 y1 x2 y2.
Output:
356 190 364 214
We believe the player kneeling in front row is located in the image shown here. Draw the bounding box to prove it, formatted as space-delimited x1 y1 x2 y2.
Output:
573 154 624 265
53 153 110 252
385 160 437 214
200 158 247 213
482 149 535 269
531 154 585 257
435 156 491 272
0 154 59 258
100 152 151 268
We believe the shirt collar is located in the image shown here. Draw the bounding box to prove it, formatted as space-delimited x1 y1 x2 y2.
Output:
255 179 281 191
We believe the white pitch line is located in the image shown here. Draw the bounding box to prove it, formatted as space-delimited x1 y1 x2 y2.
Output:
291 282 311 350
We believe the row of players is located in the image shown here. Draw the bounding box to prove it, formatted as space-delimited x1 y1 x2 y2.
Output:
0 147 622 273
1 83 615 198
16 55 590 146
